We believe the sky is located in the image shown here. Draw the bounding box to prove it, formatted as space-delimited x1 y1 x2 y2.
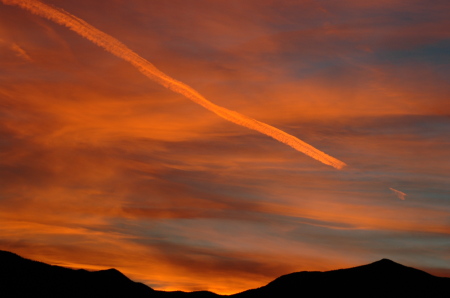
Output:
0 0 449 294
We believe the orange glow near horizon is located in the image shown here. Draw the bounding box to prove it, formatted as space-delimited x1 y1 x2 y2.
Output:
0 0 449 294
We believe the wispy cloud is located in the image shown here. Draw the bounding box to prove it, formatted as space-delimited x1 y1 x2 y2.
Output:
389 187 407 200
0 38 32 62
0 0 449 294
1 0 345 169
10 43 32 61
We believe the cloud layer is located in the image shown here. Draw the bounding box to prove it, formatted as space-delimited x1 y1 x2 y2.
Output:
0 0 449 294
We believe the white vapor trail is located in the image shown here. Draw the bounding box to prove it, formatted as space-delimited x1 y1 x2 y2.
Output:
1 0 346 169
389 188 407 200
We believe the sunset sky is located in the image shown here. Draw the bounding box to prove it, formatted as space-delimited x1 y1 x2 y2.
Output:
1 0 449 294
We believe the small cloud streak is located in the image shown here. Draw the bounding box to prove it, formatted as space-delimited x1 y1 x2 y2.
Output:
0 39 32 62
389 187 407 200
10 43 32 61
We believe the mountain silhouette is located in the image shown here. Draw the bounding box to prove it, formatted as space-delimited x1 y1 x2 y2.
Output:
1 250 449 297
234 258 450 298
0 250 154 298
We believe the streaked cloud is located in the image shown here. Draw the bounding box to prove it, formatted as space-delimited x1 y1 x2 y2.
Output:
389 187 407 200
2 0 346 169
0 0 449 294
0 39 33 62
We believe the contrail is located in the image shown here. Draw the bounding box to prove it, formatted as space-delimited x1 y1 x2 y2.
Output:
389 188 407 200
2 0 346 169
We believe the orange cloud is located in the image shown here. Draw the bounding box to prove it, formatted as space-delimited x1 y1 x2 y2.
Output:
0 0 449 295
389 187 406 200
1 0 346 169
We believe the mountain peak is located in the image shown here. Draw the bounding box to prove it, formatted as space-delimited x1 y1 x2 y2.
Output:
93 268 130 281
97 268 123 275
369 258 402 267
345 258 430 277
235 259 450 298
375 258 398 264
0 250 21 259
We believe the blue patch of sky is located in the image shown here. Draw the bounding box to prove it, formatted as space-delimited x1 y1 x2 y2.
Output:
340 115 450 139
374 39 450 66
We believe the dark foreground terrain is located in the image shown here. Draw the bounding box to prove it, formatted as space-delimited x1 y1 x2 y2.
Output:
1 250 449 297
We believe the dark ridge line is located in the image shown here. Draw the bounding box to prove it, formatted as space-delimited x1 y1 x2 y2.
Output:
1 250 449 298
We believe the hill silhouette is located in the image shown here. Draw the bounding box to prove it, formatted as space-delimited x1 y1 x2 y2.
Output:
1 250 449 297
0 250 154 298
234 258 450 298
